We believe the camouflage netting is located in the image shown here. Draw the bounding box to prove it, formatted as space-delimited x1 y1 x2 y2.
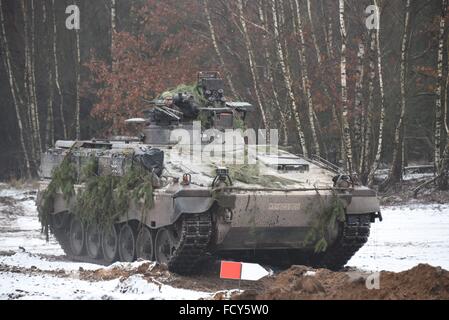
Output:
38 150 155 239
161 83 207 106
303 193 346 253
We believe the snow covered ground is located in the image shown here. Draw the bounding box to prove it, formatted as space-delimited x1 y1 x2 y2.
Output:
1 183 449 299
0 270 209 300
0 184 211 300
0 185 62 255
348 204 449 272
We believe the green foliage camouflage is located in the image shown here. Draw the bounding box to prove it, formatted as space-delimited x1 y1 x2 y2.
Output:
162 83 207 106
303 193 346 253
38 151 155 239
73 163 154 229
233 114 246 131
197 109 213 129
37 156 77 240
226 163 296 187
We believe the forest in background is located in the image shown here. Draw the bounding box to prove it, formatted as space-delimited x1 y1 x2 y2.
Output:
0 0 448 190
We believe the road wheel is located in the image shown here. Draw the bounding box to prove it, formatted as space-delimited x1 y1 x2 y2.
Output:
51 212 68 230
102 224 119 264
119 224 137 262
136 227 154 261
86 224 102 259
69 217 85 256
154 228 178 265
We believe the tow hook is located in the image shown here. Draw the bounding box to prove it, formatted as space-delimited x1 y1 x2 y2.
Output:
372 211 383 222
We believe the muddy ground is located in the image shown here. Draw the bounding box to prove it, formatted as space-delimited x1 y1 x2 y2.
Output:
80 261 449 300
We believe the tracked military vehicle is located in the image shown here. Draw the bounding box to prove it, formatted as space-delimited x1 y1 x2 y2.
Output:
36 71 382 274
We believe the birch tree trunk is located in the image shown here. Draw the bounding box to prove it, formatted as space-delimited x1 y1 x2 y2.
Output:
435 0 447 172
237 0 268 130
0 0 32 177
354 41 365 174
204 0 239 99
306 0 321 65
294 0 320 156
45 63 55 149
387 0 411 185
367 0 387 186
437 0 449 189
111 0 116 36
362 31 376 181
21 0 38 162
30 0 41 156
51 0 67 139
75 14 81 140
110 0 116 73
338 0 354 173
271 0 308 156
44 1 54 148
440 142 449 190
445 37 449 137
258 2 288 145
359 30 376 183
327 16 335 61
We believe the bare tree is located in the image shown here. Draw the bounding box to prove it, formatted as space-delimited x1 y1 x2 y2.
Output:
21 0 40 162
294 0 320 156
43 1 54 148
367 0 387 186
51 0 67 139
387 0 411 186
0 0 32 177
438 0 449 189
30 0 41 156
203 0 239 99
236 0 268 129
271 0 308 156
435 0 447 172
362 30 376 181
306 0 322 64
111 0 116 35
354 41 365 174
75 1 81 140
338 0 354 173
258 1 289 145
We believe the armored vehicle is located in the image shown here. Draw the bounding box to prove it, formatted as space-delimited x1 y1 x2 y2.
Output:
36 72 382 274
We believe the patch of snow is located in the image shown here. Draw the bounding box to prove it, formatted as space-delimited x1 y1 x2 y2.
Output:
0 272 211 300
403 173 434 181
0 252 101 272
0 188 63 256
348 204 449 272
115 275 209 300
106 260 157 271
305 271 316 277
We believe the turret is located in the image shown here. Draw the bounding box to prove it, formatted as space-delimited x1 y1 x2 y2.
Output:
127 71 254 145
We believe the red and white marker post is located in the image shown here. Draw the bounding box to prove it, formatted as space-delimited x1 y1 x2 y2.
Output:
220 261 270 285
